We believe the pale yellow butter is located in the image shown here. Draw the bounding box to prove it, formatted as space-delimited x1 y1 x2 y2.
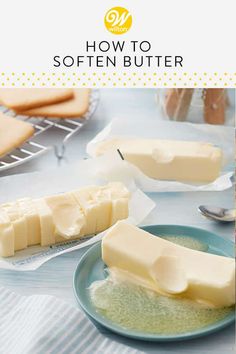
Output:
72 182 130 235
100 182 130 225
72 186 101 236
95 139 223 183
91 190 112 233
0 210 15 257
109 198 129 225
0 183 130 256
44 193 86 239
72 186 111 234
102 221 235 307
17 198 41 246
34 199 55 246
2 203 28 251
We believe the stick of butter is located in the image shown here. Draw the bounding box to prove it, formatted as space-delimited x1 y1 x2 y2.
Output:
0 182 130 257
95 139 223 183
102 221 235 307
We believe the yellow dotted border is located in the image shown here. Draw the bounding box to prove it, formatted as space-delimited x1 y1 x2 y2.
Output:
0 72 235 87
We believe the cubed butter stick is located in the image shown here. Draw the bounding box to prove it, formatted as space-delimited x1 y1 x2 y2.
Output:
95 139 223 183
102 221 235 307
0 182 131 256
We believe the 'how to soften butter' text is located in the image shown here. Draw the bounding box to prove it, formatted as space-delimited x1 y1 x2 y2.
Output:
53 41 183 69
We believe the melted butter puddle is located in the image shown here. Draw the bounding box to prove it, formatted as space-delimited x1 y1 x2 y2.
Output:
89 236 233 335
161 235 209 252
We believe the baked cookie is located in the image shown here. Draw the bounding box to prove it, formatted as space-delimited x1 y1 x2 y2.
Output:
0 113 34 157
0 89 73 111
19 89 90 118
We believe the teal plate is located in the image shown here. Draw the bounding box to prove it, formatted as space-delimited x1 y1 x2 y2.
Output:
73 225 235 342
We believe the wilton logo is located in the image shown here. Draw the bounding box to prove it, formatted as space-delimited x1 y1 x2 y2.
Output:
104 7 132 35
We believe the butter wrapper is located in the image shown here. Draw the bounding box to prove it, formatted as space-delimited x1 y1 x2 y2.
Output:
87 118 234 192
0 159 155 271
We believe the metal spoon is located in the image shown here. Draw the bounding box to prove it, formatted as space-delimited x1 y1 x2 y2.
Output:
198 205 236 223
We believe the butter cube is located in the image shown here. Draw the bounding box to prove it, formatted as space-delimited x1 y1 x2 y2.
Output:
72 185 111 234
100 182 130 225
72 187 100 236
45 193 86 239
73 183 130 235
91 190 112 233
109 198 129 225
34 199 55 246
0 210 15 257
102 221 235 307
2 203 27 251
95 139 223 183
17 198 41 246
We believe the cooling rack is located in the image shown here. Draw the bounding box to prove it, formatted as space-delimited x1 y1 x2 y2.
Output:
0 90 99 172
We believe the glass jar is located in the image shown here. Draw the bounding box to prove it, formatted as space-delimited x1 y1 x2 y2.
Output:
158 88 235 126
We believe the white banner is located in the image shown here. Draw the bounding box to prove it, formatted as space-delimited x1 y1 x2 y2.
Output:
0 0 235 86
